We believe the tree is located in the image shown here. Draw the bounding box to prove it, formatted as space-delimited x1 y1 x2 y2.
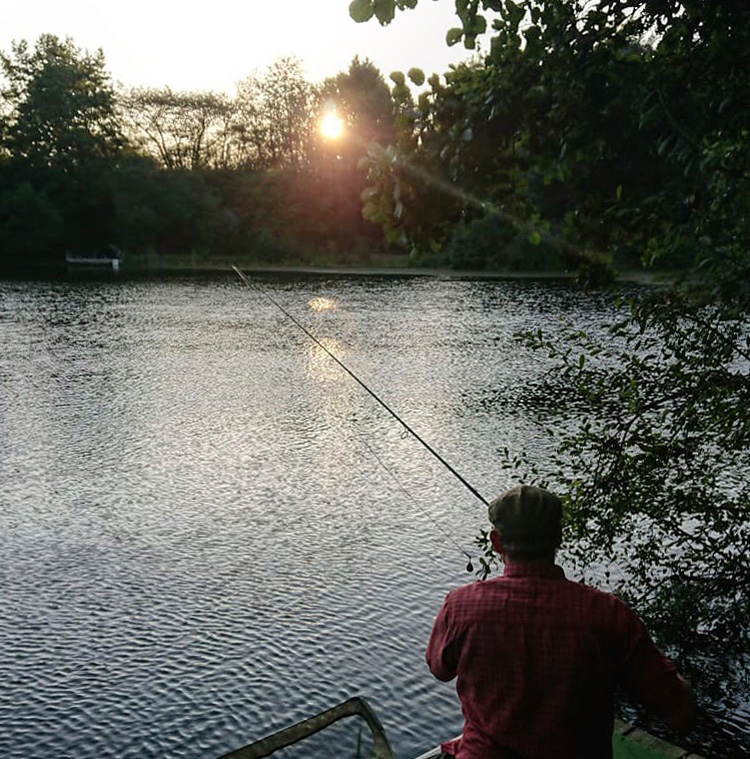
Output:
220 57 394 261
306 57 397 253
351 1 750 282
1 34 123 170
317 56 396 159
0 181 63 264
0 34 125 261
119 87 234 170
234 57 316 170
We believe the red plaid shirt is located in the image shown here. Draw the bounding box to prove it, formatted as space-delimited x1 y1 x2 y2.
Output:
426 562 690 759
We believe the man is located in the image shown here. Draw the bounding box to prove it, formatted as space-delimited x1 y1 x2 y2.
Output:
426 484 696 759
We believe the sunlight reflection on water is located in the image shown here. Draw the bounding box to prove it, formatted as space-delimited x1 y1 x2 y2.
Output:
4 273 736 759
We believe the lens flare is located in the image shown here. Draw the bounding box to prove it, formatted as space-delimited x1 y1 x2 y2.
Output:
320 113 344 140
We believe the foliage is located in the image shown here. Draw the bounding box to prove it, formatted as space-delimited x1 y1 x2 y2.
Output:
476 289 750 755
441 213 563 271
119 87 233 170
0 40 397 267
352 1 750 281
1 34 123 169
496 293 750 655
110 156 225 256
116 58 317 173
234 57 317 170
0 180 63 263
0 34 125 261
305 57 397 254
318 56 396 153
349 0 419 26
357 63 474 255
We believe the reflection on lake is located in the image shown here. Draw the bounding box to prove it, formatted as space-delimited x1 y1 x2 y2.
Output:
0 273 744 758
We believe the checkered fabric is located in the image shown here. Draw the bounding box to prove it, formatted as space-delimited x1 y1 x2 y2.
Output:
426 563 690 759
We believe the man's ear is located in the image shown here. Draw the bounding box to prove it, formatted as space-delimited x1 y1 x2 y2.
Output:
489 528 503 555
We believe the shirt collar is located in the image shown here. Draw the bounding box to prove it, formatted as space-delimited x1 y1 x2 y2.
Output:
501 562 565 580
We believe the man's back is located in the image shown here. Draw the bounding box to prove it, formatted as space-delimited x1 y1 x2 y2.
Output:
426 562 688 759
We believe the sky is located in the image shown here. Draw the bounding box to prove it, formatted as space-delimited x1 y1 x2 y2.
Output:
1 0 479 94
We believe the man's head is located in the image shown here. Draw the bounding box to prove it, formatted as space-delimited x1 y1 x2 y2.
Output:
488 484 563 562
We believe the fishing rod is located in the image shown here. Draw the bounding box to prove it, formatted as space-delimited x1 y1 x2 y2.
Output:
232 265 489 510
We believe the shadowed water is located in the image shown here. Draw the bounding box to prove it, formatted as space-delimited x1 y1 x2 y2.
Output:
0 273 740 758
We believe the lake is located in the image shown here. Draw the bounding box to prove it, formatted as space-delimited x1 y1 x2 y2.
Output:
0 272 745 758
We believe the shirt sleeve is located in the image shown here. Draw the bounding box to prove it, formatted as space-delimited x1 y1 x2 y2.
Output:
619 611 693 722
426 594 460 682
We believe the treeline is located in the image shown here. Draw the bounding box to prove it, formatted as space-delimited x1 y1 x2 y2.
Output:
0 36 398 270
2 2 749 278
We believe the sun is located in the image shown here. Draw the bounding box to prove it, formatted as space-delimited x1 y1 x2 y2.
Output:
320 112 344 140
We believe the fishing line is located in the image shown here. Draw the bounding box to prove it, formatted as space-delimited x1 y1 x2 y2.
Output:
351 426 475 571
232 265 489 508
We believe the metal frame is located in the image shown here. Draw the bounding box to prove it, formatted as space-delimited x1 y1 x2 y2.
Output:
215 696 395 759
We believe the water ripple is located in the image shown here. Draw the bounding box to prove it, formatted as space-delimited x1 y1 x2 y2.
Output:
3 274 741 759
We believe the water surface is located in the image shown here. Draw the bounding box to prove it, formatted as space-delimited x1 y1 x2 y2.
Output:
0 273 739 758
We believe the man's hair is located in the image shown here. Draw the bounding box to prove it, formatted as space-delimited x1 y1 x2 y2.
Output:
488 485 563 560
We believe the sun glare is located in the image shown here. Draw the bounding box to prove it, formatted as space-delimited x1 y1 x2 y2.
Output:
306 337 345 383
307 296 338 312
320 112 344 140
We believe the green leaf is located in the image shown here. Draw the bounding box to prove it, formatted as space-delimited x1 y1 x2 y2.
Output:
529 230 542 246
362 201 378 221
349 0 374 23
366 142 384 159
407 67 425 86
504 0 525 26
446 27 464 46
472 14 487 35
373 0 396 24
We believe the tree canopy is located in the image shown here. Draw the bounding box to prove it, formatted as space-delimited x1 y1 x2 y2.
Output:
0 35 124 262
354 1 750 284
0 38 398 268
1 34 122 169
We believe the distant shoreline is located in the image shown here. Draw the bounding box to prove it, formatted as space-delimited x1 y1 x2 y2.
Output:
122 259 671 285
122 260 667 286
232 264 664 285
1 258 669 286
217 263 575 279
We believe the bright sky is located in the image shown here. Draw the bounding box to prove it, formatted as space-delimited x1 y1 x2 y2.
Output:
1 0 478 93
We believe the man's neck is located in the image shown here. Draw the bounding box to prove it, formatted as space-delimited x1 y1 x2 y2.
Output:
501 556 562 579
502 553 556 568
